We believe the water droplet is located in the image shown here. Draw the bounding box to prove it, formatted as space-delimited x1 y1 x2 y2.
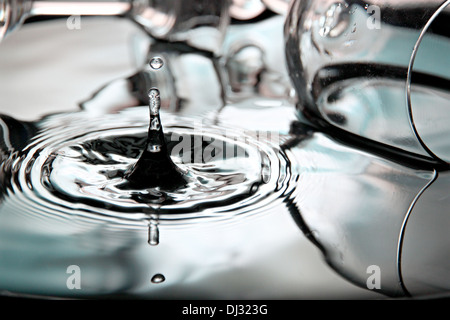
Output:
149 57 164 70
148 223 159 246
151 273 165 284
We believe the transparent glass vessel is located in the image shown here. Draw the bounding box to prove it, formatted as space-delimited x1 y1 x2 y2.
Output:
285 0 450 163
0 0 230 53
284 0 450 298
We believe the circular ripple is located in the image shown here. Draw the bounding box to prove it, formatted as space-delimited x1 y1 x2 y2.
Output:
9 107 293 227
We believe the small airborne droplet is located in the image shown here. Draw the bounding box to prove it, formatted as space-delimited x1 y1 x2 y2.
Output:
149 57 164 70
151 274 165 284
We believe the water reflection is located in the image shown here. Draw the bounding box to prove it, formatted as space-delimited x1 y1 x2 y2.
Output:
283 121 435 297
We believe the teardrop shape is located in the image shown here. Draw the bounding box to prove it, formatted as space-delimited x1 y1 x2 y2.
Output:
120 88 187 189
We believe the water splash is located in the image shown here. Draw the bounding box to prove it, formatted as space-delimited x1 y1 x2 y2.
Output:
0 106 291 228
121 88 187 190
0 96 298 298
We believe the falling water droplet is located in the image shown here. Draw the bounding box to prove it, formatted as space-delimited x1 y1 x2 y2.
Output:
151 273 165 284
148 222 159 246
149 57 164 70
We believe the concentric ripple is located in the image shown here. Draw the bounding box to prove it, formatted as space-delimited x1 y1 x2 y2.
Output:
4 106 293 228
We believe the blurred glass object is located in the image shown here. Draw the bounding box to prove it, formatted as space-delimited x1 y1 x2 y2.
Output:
285 0 450 163
131 0 230 54
0 0 130 42
225 43 266 95
222 15 295 103
0 0 230 54
82 44 224 117
84 13 295 118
